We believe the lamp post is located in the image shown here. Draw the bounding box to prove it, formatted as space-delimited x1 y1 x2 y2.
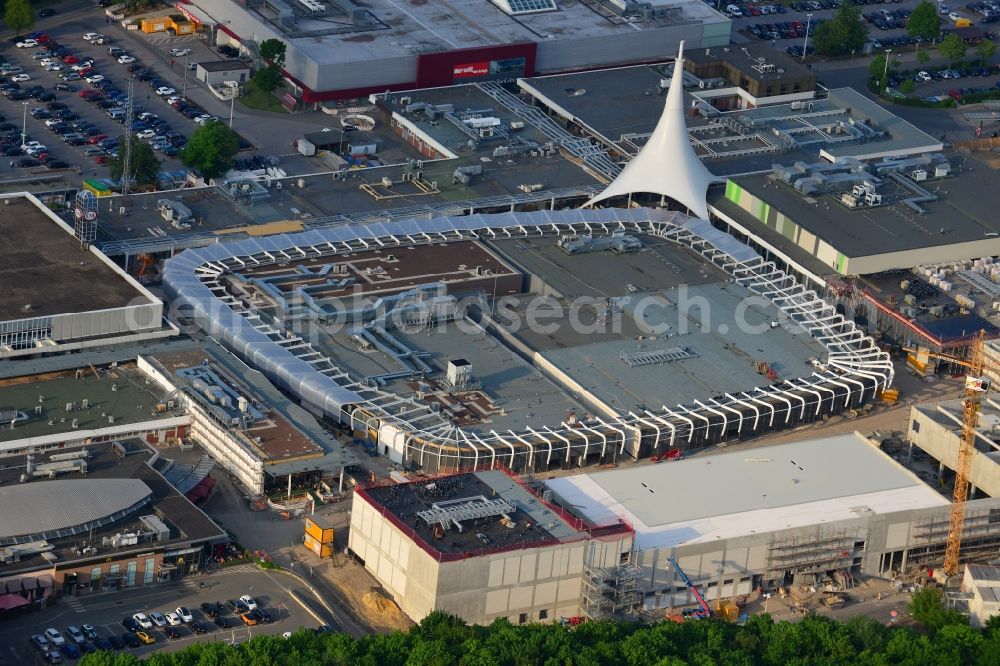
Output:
883 48 892 89
802 13 813 62
182 53 189 97
20 101 28 148
229 92 235 128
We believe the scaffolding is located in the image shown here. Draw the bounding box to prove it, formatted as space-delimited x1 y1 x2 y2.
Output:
765 530 860 583
580 560 644 619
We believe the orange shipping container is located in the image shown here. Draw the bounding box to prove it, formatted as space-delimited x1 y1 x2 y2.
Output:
304 533 332 558
305 516 335 544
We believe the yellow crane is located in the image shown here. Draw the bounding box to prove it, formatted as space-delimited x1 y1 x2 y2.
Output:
904 330 991 577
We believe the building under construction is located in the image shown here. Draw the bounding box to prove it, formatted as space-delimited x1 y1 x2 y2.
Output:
349 431 1000 624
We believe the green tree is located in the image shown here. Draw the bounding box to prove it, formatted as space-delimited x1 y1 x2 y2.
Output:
977 38 997 66
252 65 283 94
4 0 33 37
908 0 942 41
109 135 161 189
870 53 888 82
259 38 287 68
939 32 968 64
910 587 968 633
901 78 916 93
917 49 932 66
180 121 240 179
812 4 869 56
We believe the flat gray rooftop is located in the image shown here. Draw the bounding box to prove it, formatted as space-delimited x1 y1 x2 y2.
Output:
199 0 725 66
100 154 599 243
546 433 949 548
381 86 556 159
0 197 146 320
490 234 728 301
386 322 582 434
518 69 937 175
730 158 1000 259
538 282 825 411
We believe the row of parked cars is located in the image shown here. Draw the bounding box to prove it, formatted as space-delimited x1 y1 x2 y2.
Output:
901 65 997 85
746 19 826 41
863 7 912 29
31 623 135 663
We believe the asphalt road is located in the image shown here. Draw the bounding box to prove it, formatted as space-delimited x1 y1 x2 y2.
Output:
0 564 330 665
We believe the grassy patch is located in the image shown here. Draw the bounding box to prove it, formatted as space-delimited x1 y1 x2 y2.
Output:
238 82 288 114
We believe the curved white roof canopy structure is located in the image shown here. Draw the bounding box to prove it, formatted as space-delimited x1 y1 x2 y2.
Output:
162 209 893 474
586 41 718 219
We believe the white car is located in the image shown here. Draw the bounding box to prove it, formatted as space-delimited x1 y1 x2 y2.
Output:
169 48 192 57
83 32 100 41
44 64 62 72
43 628 65 647
132 612 153 630
239 595 258 611
65 626 85 645
117 55 135 64
137 112 158 121
39 57 56 66
135 129 156 140
149 611 168 627
10 74 30 82
166 95 181 105
164 611 182 626
44 118 63 127
194 115 216 125
24 146 47 156
915 70 932 82
948 10 961 20
71 64 90 72
16 39 38 48
155 86 176 96
84 74 104 84
175 606 193 623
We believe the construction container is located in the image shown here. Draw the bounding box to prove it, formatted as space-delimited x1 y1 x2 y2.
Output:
715 600 740 621
304 515 335 544
83 179 112 197
303 533 333 558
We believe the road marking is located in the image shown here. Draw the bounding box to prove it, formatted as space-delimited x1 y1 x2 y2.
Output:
64 597 87 613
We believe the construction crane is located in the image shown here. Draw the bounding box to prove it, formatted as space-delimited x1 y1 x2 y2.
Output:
668 557 712 619
903 330 991 578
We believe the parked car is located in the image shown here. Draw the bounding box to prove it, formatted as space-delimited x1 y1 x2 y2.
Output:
149 611 167 628
122 633 141 648
65 626 85 645
164 626 181 639
131 613 152 630
135 631 156 646
165 611 182 626
117 55 135 65
175 606 193 623
214 616 237 628
16 39 39 48
108 634 125 650
30 634 50 651
60 643 81 660
189 621 209 634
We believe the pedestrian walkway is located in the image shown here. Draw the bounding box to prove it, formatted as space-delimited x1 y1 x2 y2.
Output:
63 596 86 614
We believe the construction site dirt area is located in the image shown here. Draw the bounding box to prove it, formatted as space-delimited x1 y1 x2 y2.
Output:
0 198 147 321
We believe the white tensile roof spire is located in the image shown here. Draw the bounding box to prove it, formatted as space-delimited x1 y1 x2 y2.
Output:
585 41 717 219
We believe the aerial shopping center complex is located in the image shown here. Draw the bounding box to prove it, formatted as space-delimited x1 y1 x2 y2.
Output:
6 35 1000 630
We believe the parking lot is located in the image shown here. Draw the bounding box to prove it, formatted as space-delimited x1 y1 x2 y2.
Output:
728 0 1000 58
0 565 331 665
0 11 232 182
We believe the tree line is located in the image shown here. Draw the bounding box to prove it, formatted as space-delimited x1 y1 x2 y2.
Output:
77 588 1000 666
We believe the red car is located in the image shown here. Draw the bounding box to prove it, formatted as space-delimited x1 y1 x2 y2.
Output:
94 155 108 165
35 34 50 44
78 89 96 98
76 66 94 76
88 134 108 144
62 55 79 64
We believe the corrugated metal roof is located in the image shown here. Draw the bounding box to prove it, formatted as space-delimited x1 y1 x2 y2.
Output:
0 478 152 542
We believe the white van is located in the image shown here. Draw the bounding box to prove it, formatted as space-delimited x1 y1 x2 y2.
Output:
726 4 744 16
